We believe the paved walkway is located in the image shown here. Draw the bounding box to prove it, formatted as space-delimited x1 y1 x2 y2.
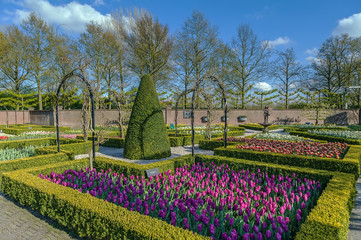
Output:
0 192 79 240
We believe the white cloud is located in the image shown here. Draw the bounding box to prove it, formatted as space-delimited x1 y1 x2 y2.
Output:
254 82 272 92
305 48 318 56
93 0 105 6
13 0 111 33
333 12 361 37
264 36 291 48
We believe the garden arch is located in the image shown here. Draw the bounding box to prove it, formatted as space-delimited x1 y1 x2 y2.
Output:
55 70 96 160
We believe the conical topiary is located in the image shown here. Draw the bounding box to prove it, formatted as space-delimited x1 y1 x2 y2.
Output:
124 74 171 159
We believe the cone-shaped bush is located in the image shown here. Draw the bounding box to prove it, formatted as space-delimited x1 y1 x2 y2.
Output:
124 74 171 159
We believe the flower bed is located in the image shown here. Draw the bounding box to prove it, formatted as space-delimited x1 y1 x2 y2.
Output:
40 162 322 239
0 136 9 141
0 145 45 161
236 138 348 159
252 133 307 141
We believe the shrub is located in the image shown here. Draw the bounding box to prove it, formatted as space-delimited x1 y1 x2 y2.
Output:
35 142 98 159
239 123 279 131
198 140 238 150
124 74 171 159
0 153 69 182
94 155 194 178
102 137 125 148
168 137 184 147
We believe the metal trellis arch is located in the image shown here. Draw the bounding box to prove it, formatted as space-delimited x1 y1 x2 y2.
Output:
55 70 96 160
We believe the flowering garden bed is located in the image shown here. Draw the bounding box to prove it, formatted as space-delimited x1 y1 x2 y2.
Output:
0 155 356 239
235 138 348 159
40 162 322 239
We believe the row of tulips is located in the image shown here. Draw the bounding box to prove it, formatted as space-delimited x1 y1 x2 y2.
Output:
309 129 361 140
0 136 9 141
40 162 322 239
235 138 348 159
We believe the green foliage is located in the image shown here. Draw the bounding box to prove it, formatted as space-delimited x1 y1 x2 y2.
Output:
214 145 360 179
168 137 184 147
253 89 278 109
94 155 193 178
0 153 69 182
199 140 238 150
102 138 125 148
124 74 171 159
35 142 98 159
2 126 71 135
239 123 279 131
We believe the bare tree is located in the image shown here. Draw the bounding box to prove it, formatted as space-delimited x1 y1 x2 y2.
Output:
231 24 271 109
21 12 56 110
0 25 31 95
115 8 173 88
272 48 304 109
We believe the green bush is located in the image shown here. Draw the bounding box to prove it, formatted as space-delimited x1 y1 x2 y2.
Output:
289 131 361 145
239 123 279 131
168 137 184 147
1 159 206 240
214 145 360 179
0 153 69 182
124 74 171 160
211 130 245 138
102 138 125 148
0 137 79 150
2 126 70 135
35 142 98 159
94 155 194 178
198 140 238 150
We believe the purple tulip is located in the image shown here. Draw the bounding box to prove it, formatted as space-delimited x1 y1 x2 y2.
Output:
276 233 282 240
197 223 202 232
231 229 237 240
257 232 263 240
243 223 249 233
266 230 272 239
229 218 234 226
209 224 215 235
214 218 220 227
243 233 250 240
297 214 302 221
222 232 229 240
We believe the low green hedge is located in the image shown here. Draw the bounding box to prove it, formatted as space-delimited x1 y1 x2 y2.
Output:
289 130 361 145
0 159 207 240
195 154 355 240
239 123 279 131
214 145 361 179
35 142 99 159
94 155 194 178
2 126 71 135
283 126 347 132
0 153 69 183
0 137 80 150
168 136 184 147
211 130 245 138
198 140 238 150
102 137 125 148
168 133 205 145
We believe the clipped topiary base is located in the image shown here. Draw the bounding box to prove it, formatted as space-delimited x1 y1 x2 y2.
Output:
124 74 171 160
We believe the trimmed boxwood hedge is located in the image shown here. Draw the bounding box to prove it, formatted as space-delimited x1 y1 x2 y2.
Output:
2 126 71 135
124 74 171 160
198 140 238 150
0 159 207 240
213 145 361 179
289 130 361 145
195 154 356 240
94 155 194 178
283 126 347 132
0 137 80 150
0 153 69 183
239 123 279 131
35 142 99 159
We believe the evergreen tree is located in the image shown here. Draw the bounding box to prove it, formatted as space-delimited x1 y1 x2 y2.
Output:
124 74 171 159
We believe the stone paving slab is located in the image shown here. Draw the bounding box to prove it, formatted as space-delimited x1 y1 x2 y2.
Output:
348 177 361 240
0 192 79 240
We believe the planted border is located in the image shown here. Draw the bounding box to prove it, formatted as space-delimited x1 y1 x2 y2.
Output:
195 154 355 240
214 145 361 179
0 137 80 150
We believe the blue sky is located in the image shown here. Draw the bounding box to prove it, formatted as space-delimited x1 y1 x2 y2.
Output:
1 0 361 65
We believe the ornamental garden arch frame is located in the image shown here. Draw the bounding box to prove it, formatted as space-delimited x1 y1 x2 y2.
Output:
55 70 96 160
